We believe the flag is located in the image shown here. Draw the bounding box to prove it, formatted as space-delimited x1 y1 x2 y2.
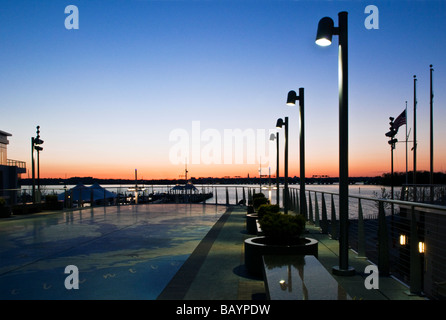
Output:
393 109 406 131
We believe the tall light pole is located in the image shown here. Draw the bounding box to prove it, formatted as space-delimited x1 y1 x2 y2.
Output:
31 126 44 203
286 88 306 219
276 117 289 214
270 132 280 206
316 11 355 276
386 117 398 215
413 75 417 201
430 65 434 201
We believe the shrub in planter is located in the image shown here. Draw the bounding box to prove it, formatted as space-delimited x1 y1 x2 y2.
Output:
245 212 317 276
45 194 63 210
0 197 11 218
248 192 266 206
253 194 269 210
257 204 280 220
259 212 306 245
12 203 43 215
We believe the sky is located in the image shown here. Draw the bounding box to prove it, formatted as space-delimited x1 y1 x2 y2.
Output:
1 0 445 180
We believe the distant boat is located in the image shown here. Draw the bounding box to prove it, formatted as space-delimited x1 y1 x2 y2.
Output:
149 166 213 203
150 182 213 204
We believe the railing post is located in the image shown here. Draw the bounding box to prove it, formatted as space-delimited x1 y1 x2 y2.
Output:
215 187 218 205
242 187 246 205
314 192 320 228
357 198 366 259
378 200 390 276
409 205 422 295
330 194 338 240
225 187 229 205
235 187 238 205
294 189 299 214
321 193 328 234
308 191 314 224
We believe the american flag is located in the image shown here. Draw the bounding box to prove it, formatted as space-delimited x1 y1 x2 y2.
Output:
393 109 406 131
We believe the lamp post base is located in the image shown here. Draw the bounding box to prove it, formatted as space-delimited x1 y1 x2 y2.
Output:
332 265 356 276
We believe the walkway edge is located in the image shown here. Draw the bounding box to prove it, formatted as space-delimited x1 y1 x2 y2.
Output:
157 206 233 300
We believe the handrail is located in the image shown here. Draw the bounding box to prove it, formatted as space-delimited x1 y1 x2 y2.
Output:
6 159 26 168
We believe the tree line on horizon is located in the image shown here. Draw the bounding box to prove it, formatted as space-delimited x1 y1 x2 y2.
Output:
19 171 446 187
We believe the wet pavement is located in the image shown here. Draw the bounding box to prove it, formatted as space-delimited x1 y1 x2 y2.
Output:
0 204 226 300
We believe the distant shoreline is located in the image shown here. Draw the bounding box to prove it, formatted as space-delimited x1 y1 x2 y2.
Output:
19 170 446 187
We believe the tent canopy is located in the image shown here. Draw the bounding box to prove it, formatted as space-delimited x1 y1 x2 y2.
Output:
58 183 116 201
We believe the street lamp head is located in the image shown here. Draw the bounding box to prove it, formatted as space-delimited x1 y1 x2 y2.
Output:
286 90 297 106
269 133 277 141
316 17 334 46
276 118 284 129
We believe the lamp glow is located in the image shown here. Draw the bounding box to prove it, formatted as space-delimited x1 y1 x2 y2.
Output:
418 241 425 253
399 234 407 246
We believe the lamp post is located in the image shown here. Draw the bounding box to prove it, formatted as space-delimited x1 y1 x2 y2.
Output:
429 65 434 202
316 11 355 276
270 132 280 206
276 117 289 214
386 117 398 215
413 75 417 201
286 88 306 219
31 126 44 203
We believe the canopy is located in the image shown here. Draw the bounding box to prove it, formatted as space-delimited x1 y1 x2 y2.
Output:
58 183 116 202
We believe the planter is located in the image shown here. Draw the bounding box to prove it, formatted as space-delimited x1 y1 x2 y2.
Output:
246 214 258 235
0 206 12 218
244 236 318 276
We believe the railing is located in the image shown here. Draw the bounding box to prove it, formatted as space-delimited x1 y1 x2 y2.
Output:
6 159 26 169
5 183 446 299
287 186 446 300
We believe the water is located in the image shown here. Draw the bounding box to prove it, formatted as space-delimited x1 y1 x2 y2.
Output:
22 183 394 220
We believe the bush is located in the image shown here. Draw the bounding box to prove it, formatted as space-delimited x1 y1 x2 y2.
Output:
45 194 63 210
253 196 269 210
257 204 280 219
249 192 267 206
0 198 11 218
259 212 306 242
252 193 266 200
12 203 43 215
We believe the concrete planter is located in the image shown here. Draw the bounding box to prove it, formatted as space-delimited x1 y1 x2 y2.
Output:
244 236 318 277
0 206 12 218
246 214 258 235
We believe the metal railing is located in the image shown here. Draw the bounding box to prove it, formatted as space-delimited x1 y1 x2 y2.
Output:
6 159 26 169
287 186 446 300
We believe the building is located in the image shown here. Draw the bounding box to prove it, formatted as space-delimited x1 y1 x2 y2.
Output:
0 130 26 205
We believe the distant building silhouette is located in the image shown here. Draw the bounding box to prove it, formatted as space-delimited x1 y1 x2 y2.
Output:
0 130 26 205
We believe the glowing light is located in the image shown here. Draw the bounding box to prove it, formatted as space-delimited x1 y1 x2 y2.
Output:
399 234 407 246
315 38 332 47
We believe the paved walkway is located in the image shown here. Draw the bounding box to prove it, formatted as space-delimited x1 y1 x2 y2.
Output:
0 203 427 300
159 205 426 300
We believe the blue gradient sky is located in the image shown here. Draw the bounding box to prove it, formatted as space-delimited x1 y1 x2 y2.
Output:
1 0 445 179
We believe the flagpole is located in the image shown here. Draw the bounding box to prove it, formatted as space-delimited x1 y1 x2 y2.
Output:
430 64 434 202
405 101 408 186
